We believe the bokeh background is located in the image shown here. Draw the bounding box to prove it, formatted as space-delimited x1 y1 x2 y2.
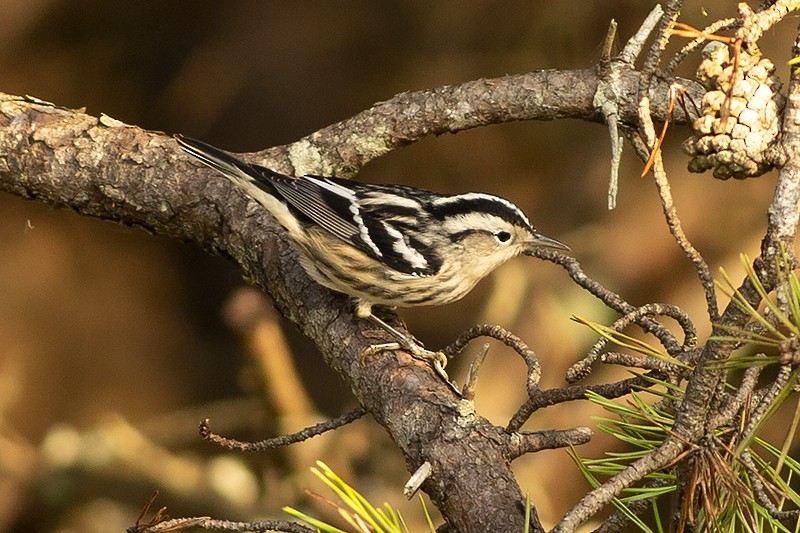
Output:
0 2 794 532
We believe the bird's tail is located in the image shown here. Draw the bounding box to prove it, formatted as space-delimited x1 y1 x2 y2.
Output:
175 134 307 234
174 134 266 188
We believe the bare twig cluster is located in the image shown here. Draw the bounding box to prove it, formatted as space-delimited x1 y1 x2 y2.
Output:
554 2 800 531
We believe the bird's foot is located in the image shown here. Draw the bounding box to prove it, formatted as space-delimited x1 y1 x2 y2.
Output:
362 315 458 394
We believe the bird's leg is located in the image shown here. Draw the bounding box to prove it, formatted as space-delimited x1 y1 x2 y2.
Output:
362 314 456 391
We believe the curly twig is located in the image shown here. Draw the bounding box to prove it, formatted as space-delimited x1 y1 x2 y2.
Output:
567 302 696 383
443 324 541 397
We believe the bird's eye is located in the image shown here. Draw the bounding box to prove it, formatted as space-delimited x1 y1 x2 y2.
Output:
495 231 512 243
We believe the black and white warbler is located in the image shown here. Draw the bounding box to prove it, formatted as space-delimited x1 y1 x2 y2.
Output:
176 135 567 381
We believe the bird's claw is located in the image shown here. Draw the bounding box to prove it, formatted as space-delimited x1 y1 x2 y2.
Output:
361 342 459 395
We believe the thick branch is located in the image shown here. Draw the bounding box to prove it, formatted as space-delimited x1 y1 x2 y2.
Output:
254 70 701 177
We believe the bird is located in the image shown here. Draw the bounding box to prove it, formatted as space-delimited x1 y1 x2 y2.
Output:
175 135 568 383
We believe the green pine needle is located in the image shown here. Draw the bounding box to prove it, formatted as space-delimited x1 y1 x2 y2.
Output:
284 461 408 533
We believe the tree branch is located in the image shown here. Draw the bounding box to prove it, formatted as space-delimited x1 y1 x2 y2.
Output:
255 69 701 177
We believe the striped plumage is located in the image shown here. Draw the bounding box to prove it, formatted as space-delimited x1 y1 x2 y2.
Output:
176 135 567 318
176 135 567 375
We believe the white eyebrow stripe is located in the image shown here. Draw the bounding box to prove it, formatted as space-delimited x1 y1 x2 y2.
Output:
441 212 515 235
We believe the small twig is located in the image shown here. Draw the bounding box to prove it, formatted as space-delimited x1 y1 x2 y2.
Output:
138 517 314 533
127 492 314 533
638 0 683 95
597 18 621 211
461 343 490 401
134 517 210 532
566 302 696 383
619 4 665 66
624 125 653 162
128 490 169 533
707 354 764 431
443 324 541 397
600 351 681 372
506 428 593 460
600 19 618 63
739 449 800 522
594 6 663 210
527 249 681 352
199 407 367 451
638 97 719 322
507 375 649 432
404 461 433 499
605 112 623 211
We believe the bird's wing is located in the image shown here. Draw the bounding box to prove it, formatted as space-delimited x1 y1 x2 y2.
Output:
268 174 363 245
269 175 439 276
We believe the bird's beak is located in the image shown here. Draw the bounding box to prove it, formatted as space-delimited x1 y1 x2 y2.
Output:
526 232 570 252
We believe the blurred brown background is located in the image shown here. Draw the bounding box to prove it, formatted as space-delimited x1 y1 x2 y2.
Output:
0 1 791 532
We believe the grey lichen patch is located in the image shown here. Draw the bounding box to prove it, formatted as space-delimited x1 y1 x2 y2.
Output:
286 139 325 176
456 398 476 417
350 128 390 160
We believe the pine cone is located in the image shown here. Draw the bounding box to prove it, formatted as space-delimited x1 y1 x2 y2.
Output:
683 41 784 179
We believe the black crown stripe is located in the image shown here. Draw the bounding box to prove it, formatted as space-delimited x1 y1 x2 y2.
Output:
430 197 530 229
